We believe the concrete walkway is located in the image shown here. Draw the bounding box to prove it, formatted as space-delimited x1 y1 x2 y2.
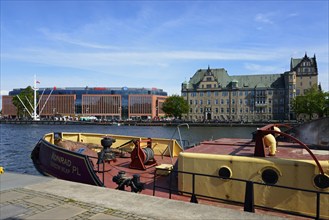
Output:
0 172 284 220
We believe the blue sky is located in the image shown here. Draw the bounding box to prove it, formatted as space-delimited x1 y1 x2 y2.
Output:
1 1 328 106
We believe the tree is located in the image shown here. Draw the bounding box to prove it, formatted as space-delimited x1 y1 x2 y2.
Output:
292 85 328 119
162 95 189 119
12 86 35 118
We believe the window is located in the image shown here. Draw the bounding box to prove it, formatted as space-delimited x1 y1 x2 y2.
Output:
221 108 224 113
232 99 235 104
200 100 203 105
194 100 198 105
206 77 212 81
214 91 219 96
221 99 224 104
227 108 230 113
226 99 229 104
190 100 193 105
200 108 203 113
207 91 211 96
207 100 211 105
215 108 219 113
200 92 204 97
214 99 219 105
206 84 212 88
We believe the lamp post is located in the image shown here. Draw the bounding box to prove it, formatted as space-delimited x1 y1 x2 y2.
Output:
52 108 55 120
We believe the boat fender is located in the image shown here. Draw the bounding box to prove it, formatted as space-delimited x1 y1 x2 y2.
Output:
264 134 276 156
0 166 4 174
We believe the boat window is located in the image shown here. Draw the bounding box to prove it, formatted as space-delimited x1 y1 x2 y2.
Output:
313 174 329 189
261 169 279 185
218 166 232 179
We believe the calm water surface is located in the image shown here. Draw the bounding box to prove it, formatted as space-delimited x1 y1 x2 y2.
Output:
0 124 256 175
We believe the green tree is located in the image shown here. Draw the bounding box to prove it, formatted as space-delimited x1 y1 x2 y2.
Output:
12 86 35 118
162 95 189 119
292 85 328 119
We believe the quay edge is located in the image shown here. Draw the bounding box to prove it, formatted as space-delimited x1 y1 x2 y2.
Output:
0 172 284 220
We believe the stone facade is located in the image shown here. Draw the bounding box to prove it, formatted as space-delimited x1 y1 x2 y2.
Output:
181 54 318 122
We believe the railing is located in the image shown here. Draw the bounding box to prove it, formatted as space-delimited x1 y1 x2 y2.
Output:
153 168 329 219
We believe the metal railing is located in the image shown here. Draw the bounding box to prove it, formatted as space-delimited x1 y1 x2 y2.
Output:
153 168 329 219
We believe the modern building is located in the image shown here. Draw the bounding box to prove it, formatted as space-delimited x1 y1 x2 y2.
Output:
181 54 318 122
2 87 167 120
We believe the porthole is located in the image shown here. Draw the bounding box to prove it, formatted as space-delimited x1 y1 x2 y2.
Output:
261 168 279 185
218 166 232 179
313 174 329 189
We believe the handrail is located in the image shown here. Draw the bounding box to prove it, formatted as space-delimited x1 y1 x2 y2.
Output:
259 129 324 175
254 124 324 175
153 168 329 219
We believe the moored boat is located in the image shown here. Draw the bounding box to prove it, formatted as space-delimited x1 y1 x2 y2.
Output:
31 121 329 219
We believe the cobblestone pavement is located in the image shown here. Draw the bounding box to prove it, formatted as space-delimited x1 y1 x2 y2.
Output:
0 188 155 220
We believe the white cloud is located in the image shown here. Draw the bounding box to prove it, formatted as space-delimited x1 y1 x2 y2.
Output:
244 63 282 73
2 47 289 69
1 90 9 96
254 13 274 24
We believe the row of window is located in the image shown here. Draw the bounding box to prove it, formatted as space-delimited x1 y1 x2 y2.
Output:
189 106 285 114
189 98 284 106
184 90 284 97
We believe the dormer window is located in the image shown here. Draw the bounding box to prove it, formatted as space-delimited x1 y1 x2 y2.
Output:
231 80 238 89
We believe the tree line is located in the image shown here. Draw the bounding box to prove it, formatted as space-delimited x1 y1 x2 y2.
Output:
292 85 329 120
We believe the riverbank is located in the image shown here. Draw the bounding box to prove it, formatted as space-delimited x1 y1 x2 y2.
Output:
0 119 297 127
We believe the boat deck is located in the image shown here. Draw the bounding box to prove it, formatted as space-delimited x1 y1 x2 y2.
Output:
185 138 329 160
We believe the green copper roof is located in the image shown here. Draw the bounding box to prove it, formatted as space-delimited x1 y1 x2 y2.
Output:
188 67 284 89
290 54 317 70
291 58 302 69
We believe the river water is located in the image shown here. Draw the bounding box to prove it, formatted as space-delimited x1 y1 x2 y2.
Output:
0 124 256 175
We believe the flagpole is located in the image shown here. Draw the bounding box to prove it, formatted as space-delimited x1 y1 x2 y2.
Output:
33 75 37 120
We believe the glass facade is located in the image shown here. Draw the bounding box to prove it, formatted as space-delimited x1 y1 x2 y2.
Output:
5 87 167 119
